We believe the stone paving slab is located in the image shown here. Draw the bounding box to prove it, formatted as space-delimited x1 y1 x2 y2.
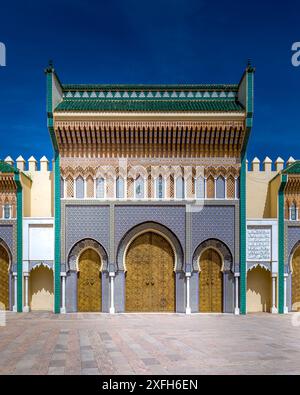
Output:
0 312 300 375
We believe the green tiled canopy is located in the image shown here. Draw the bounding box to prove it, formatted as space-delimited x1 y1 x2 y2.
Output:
282 161 300 174
0 160 19 174
55 99 244 112
54 83 245 113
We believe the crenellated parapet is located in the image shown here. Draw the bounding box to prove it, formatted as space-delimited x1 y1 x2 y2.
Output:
1 156 53 218
246 157 293 219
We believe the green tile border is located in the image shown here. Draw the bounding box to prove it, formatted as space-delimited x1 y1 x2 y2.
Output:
46 65 61 313
278 174 288 314
14 173 23 312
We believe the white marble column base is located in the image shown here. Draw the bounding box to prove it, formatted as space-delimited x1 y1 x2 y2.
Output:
234 308 240 315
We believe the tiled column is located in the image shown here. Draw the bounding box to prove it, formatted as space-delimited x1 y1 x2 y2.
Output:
234 274 240 315
13 274 17 312
185 273 191 315
109 272 115 314
61 273 66 314
23 273 30 312
284 274 289 314
271 275 278 314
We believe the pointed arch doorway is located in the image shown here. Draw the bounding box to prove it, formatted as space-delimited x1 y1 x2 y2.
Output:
0 244 9 310
77 248 102 312
199 249 223 313
125 232 175 312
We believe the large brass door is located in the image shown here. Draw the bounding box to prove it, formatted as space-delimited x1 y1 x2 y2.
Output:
199 249 223 313
77 249 101 312
0 246 9 310
292 247 300 311
126 232 175 312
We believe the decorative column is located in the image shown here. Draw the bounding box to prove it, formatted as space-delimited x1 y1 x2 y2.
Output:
109 271 115 314
284 274 289 314
60 273 66 314
23 273 30 312
185 272 192 315
13 274 17 312
271 275 278 314
234 274 240 315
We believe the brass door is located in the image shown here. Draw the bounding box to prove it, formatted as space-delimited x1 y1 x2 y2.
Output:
0 246 9 310
77 249 101 312
199 249 223 313
292 247 300 311
126 232 175 312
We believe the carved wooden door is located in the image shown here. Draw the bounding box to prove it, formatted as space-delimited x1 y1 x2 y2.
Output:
77 249 101 312
199 249 223 313
292 248 300 311
0 246 9 310
126 232 175 312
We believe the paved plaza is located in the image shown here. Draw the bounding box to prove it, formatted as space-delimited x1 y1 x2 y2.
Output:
0 312 300 375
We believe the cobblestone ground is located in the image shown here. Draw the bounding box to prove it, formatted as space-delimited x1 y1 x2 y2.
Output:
0 312 300 375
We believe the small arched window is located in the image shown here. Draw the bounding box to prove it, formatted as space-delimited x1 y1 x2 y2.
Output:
75 176 84 199
216 176 225 199
290 203 298 221
235 177 240 199
135 176 145 199
196 177 205 199
60 177 65 199
96 177 105 199
176 177 185 199
4 204 11 219
116 177 124 199
156 175 165 199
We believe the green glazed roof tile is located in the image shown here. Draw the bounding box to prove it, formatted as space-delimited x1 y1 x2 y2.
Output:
55 99 244 113
282 161 300 174
0 160 19 174
62 84 239 92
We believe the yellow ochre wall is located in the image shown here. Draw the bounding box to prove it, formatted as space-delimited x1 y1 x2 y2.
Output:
246 158 282 219
247 267 272 313
29 266 54 311
17 157 54 218
24 170 53 217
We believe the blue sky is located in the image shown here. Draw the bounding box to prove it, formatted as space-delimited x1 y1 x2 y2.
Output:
0 0 299 167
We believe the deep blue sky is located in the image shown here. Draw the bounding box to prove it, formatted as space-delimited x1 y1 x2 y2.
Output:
0 0 299 167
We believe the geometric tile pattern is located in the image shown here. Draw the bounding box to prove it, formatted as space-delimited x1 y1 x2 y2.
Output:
0 223 14 262
286 225 300 270
191 205 236 263
114 205 186 257
65 205 110 262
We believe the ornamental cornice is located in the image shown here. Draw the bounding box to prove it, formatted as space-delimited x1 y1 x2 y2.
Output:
54 119 245 131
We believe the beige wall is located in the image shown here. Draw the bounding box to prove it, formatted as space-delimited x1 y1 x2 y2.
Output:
25 170 53 217
29 266 54 311
247 267 272 313
20 173 31 217
269 175 281 218
247 169 278 219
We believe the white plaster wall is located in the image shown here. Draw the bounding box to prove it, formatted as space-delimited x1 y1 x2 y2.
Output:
29 225 53 261
246 220 278 274
23 219 54 268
